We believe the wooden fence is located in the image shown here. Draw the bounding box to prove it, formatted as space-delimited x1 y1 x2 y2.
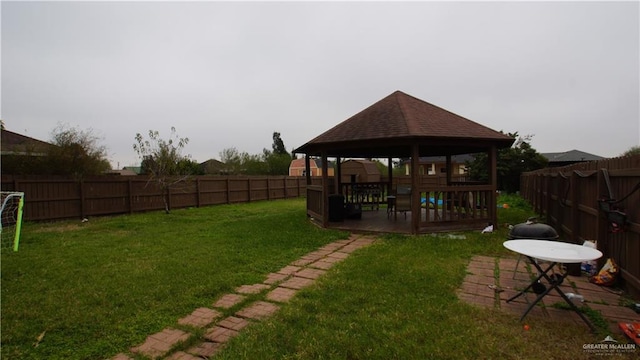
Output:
1 175 311 221
520 154 640 297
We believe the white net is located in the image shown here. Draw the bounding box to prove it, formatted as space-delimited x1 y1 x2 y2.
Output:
1 192 25 252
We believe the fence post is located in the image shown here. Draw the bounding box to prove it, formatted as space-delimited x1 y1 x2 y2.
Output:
167 186 172 212
267 177 271 200
128 178 133 214
79 180 86 219
570 171 579 244
284 176 288 198
248 178 252 202
196 178 201 208
596 170 608 266
226 177 231 204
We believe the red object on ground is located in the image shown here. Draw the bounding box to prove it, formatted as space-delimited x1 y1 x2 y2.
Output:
618 322 640 346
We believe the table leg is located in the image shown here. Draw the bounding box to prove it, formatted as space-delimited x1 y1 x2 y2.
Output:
506 260 556 303
507 257 596 332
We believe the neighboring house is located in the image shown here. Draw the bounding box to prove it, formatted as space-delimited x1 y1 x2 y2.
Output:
200 159 230 175
541 150 604 167
104 169 139 176
104 166 141 176
289 158 335 177
123 166 143 174
1 129 56 174
401 154 474 176
1 129 54 156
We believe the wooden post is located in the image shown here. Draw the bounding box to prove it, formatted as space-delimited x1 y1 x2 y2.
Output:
196 178 201 207
336 156 342 195
283 176 288 199
596 169 608 266
387 157 393 197
128 178 133 214
411 143 420 234
570 171 579 244
79 180 86 219
488 146 498 228
321 151 329 228
267 177 271 200
167 186 172 213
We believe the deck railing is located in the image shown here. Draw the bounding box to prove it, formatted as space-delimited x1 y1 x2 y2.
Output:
306 185 323 220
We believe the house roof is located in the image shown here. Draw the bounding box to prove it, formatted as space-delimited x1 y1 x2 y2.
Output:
123 166 143 174
289 158 310 168
541 150 604 163
105 169 138 176
1 129 55 155
294 90 514 158
289 158 334 169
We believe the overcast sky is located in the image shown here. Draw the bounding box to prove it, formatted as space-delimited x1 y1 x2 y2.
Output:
2 1 639 169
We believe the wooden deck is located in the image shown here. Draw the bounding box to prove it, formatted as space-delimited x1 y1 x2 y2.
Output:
316 206 488 235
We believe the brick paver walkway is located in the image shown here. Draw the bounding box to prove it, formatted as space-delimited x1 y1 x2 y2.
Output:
112 234 376 360
457 255 640 335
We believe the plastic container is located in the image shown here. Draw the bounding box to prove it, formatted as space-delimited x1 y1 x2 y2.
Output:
565 293 584 302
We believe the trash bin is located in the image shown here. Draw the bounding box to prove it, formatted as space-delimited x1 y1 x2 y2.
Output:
328 194 345 222
345 202 362 220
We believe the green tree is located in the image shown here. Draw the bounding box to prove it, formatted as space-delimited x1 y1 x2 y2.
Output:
218 132 292 176
466 132 548 193
219 147 244 175
264 132 292 175
177 158 204 175
264 151 292 175
272 132 287 155
243 152 269 175
47 124 111 178
133 127 193 213
621 146 640 157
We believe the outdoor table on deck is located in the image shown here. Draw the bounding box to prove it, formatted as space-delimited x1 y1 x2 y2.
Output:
503 239 603 332
353 185 381 211
386 196 396 219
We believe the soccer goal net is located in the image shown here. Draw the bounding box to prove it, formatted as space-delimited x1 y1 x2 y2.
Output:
1 192 25 252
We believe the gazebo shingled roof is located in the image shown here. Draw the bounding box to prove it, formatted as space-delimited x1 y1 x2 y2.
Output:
295 90 514 158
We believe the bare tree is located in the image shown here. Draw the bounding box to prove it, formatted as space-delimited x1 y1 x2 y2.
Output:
133 127 192 213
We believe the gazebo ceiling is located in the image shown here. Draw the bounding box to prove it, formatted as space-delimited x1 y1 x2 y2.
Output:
294 90 515 158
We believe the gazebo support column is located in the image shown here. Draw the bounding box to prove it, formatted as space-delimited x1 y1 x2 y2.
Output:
387 157 393 191
488 145 498 227
411 144 420 234
321 150 329 228
336 156 342 195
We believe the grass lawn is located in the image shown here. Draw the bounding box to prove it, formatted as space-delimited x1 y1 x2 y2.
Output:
214 195 624 360
1 195 631 359
1 198 348 359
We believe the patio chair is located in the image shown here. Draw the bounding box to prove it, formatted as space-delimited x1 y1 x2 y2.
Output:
395 185 411 220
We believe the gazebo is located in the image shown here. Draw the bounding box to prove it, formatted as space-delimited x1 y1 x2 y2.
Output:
294 90 515 234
